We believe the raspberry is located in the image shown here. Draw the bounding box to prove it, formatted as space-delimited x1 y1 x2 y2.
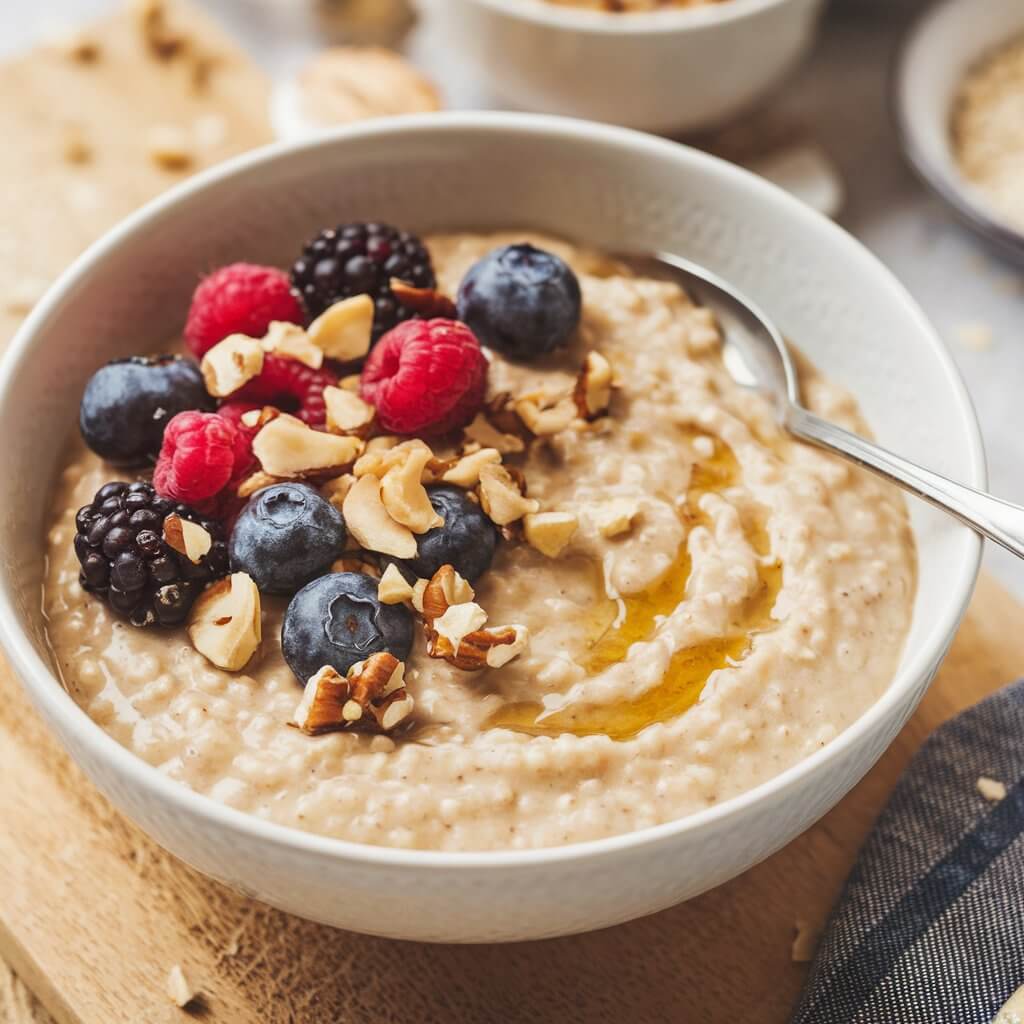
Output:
360 319 488 437
217 400 260 482
228 355 337 427
185 263 304 359
290 223 435 341
153 411 239 505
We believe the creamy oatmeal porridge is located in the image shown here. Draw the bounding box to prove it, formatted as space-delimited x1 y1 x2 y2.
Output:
44 229 916 852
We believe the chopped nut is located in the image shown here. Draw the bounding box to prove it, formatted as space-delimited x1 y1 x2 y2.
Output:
524 511 578 558
380 445 444 533
354 438 431 479
163 514 212 564
574 351 614 419
463 412 526 454
389 278 457 318
977 776 1007 802
261 321 323 368
240 406 280 430
236 470 285 499
339 374 361 392
442 447 501 488
378 564 415 604
366 434 400 452
588 497 640 538
330 556 379 576
342 474 417 559
187 573 261 672
433 602 488 650
201 334 264 397
478 463 539 525
514 392 579 436
147 123 192 171
420 565 475 620
166 964 196 1008
292 654 412 734
324 386 376 437
411 578 429 613
252 414 363 477
307 294 374 362
320 473 356 511
429 621 529 671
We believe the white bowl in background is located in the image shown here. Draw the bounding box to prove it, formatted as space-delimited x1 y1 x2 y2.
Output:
894 0 1024 263
421 0 826 135
0 113 982 942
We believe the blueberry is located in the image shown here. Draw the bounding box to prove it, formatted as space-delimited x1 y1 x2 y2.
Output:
229 483 347 595
79 355 214 466
456 243 582 361
282 572 413 683
393 485 497 583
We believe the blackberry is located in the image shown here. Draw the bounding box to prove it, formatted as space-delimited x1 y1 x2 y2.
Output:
290 222 436 343
73 481 229 628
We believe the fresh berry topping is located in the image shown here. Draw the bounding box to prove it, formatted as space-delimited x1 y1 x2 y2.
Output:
153 411 240 505
227 354 336 427
393 484 498 582
360 319 488 436
184 263 304 359
73 481 229 627
290 222 435 341
79 356 214 467
457 243 582 360
230 483 347 594
281 572 413 682
216 400 261 484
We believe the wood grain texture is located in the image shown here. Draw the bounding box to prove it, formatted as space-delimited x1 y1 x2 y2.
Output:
2 7 1023 1023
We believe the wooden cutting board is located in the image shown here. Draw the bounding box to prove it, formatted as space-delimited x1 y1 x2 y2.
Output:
2 6 1021 1022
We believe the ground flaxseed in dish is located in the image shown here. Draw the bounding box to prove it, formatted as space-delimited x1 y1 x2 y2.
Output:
952 33 1024 232
43 231 916 852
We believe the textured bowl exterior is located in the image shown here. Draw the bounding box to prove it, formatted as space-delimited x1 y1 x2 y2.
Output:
0 114 982 942
430 0 826 134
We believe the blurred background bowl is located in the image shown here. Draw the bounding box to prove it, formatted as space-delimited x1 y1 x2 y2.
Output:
422 0 826 135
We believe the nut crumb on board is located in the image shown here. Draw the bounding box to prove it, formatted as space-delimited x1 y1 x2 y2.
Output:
791 919 821 963
977 776 1008 803
166 964 197 1008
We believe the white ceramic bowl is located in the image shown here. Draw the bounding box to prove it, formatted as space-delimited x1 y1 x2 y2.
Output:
894 0 1024 262
423 0 825 134
0 113 982 942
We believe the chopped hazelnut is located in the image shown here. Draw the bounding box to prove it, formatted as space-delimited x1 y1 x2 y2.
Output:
261 321 323 369
342 474 417 559
380 445 444 533
187 574 261 672
442 447 501 488
201 333 264 397
514 392 578 436
236 470 285 499
463 412 526 454
478 463 539 525
524 511 578 558
307 294 374 362
320 473 356 511
378 563 415 604
574 350 614 419
162 514 212 564
324 386 376 437
252 414 363 477
388 278 457 318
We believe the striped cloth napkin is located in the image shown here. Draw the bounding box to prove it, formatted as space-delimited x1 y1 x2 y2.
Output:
791 681 1024 1024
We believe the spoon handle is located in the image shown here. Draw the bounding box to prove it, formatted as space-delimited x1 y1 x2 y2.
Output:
786 405 1024 560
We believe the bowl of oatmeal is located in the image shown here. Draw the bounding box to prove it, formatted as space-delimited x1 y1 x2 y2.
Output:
422 0 825 134
895 0 1024 263
0 113 981 941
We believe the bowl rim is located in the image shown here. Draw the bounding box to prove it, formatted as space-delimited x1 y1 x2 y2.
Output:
0 111 984 872
891 0 1024 262
462 0 795 34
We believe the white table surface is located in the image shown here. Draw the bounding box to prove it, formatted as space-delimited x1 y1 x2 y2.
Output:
7 0 1024 597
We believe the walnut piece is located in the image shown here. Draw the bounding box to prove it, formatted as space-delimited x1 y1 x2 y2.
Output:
523 511 578 558
389 278 457 319
187 573 261 672
342 474 417 558
201 334 264 397
478 463 539 525
377 563 415 604
252 414 363 477
307 294 374 362
292 654 413 734
261 321 323 369
574 351 614 419
514 392 578 436
162 514 212 564
324 386 376 437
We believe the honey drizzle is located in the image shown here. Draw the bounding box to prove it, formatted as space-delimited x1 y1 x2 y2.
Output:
487 428 783 741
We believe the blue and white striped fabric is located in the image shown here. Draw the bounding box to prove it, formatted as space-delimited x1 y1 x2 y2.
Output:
792 681 1024 1024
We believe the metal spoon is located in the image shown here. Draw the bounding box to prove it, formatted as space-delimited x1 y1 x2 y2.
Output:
631 250 1024 560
